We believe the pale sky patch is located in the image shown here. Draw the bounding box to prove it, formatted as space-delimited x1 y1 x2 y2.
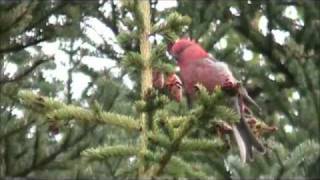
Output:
284 124 293 133
128 156 136 164
110 67 121 77
100 0 112 15
258 55 266 66
268 74 275 81
283 6 298 20
48 15 67 25
82 22 106 45
157 0 177 11
288 91 301 102
123 74 134 89
229 7 240 16
83 17 117 43
283 6 304 27
149 34 164 44
259 15 268 36
27 125 36 139
71 72 91 99
41 42 60 57
80 42 97 52
54 133 64 142
56 91 65 100
259 15 291 45
82 17 124 54
275 112 285 120
12 108 24 119
272 30 289 45
242 48 253 61
175 66 180 73
31 88 41 94
3 62 17 77
214 36 227 49
292 91 300 100
42 50 69 83
82 56 116 71
25 46 39 57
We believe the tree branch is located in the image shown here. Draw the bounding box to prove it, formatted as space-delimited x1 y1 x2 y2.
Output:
0 1 34 34
154 118 194 176
0 120 35 142
14 125 96 176
0 37 49 54
0 57 51 84
233 13 297 87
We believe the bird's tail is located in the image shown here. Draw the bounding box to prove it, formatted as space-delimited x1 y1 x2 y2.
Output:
231 96 265 162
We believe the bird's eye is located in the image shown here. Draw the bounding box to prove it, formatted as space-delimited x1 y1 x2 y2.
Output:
175 81 182 87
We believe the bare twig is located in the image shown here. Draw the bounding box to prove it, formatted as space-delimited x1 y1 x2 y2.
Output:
0 57 52 84
13 125 96 176
0 37 49 54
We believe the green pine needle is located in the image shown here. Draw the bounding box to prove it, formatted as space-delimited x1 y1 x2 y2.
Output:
82 145 138 161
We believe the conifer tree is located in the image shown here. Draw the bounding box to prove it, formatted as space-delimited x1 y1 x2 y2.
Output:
14 0 257 178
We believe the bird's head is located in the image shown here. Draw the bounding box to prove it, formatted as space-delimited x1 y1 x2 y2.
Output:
168 38 196 59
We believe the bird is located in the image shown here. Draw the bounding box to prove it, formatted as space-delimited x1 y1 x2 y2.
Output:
167 38 265 162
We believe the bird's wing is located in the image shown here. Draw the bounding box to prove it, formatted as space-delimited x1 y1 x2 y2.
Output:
192 58 238 90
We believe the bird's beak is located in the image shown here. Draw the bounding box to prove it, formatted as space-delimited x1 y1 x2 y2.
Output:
239 86 261 112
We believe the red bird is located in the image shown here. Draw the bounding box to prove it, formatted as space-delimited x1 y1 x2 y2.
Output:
168 38 265 162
